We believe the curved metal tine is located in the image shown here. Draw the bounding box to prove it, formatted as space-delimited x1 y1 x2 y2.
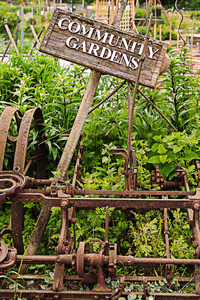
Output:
13 107 43 173
12 107 43 255
0 107 19 171
175 0 186 47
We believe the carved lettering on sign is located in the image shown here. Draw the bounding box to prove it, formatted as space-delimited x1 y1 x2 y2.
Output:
40 9 168 88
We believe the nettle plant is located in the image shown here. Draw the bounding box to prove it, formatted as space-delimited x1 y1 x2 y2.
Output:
147 131 200 182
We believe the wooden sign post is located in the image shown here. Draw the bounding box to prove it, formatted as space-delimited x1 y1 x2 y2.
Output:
40 9 168 88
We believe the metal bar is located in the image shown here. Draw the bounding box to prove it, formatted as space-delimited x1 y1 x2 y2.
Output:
137 88 178 132
1 274 193 283
0 290 199 300
14 254 200 266
81 190 194 196
13 193 196 210
184 172 194 224
89 80 126 114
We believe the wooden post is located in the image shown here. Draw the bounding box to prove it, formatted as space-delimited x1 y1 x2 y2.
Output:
30 25 41 48
154 0 157 39
57 1 129 179
1 24 19 61
15 10 20 46
169 22 171 45
21 7 24 52
177 25 179 48
29 25 45 55
159 24 162 41
111 0 114 20
191 27 194 53
96 0 99 20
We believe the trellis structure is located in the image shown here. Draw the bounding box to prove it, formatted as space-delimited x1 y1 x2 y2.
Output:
96 0 137 31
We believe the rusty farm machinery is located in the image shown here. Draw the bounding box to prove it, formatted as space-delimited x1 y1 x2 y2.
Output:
1 97 200 300
1 6 200 300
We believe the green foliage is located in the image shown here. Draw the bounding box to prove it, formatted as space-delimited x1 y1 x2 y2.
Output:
0 2 17 34
148 131 199 180
190 11 200 20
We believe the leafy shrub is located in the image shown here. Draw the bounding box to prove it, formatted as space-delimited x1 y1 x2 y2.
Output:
0 2 17 34
190 11 200 20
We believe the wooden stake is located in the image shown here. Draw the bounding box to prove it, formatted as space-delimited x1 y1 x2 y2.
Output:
159 24 162 41
191 27 193 53
3 19 19 55
96 0 99 20
30 26 45 55
1 24 19 61
177 25 179 48
30 25 41 48
154 0 157 39
169 22 171 45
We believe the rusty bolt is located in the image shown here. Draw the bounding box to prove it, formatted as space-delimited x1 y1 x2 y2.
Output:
194 203 200 210
86 257 91 263
71 218 76 224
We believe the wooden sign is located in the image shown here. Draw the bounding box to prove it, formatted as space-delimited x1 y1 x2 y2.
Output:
40 8 168 88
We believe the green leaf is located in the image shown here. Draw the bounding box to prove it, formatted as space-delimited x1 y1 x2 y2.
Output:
127 293 137 300
153 135 162 142
157 144 167 154
184 150 199 161
148 156 160 164
52 147 58 161
159 155 168 164
151 143 159 152
172 145 183 153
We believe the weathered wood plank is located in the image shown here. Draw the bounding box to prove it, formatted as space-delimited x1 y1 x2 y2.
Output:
40 9 168 88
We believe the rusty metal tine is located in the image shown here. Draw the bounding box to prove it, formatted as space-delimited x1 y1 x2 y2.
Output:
128 14 153 162
127 81 131 163
1 24 19 62
163 207 170 259
13 108 43 173
193 210 200 258
73 206 76 252
0 107 19 171
183 172 194 224
89 80 126 114
53 200 69 291
23 159 33 176
163 197 172 284
105 206 109 242
72 139 83 188
12 108 43 255
137 88 178 132
193 209 200 293
3 19 19 55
